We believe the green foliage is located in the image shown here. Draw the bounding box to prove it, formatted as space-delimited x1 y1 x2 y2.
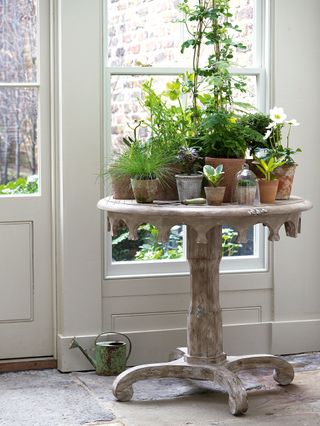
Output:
267 146 301 166
199 110 262 158
0 175 38 195
237 178 256 187
203 164 224 187
140 79 196 153
239 112 272 155
107 139 176 184
177 0 248 112
254 156 286 181
111 224 242 261
222 228 242 257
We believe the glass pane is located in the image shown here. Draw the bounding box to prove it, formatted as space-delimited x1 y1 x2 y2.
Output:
112 224 183 262
111 225 253 262
0 87 39 193
107 0 182 67
230 0 255 67
233 75 257 108
0 0 38 83
106 0 254 69
110 74 176 151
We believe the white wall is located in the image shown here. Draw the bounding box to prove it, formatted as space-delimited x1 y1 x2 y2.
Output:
55 0 320 370
272 0 320 353
55 0 103 370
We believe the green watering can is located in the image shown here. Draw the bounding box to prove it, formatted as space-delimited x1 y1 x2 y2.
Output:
69 331 132 376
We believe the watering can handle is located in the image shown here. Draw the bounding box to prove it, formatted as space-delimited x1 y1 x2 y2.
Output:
95 331 132 361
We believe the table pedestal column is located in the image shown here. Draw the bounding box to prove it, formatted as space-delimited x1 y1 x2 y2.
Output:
112 225 294 416
186 225 226 364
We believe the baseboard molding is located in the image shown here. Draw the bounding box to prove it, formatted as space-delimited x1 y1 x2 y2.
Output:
0 358 57 373
57 319 320 372
271 319 320 354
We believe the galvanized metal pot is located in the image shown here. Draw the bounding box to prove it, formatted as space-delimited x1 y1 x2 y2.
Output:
175 174 203 201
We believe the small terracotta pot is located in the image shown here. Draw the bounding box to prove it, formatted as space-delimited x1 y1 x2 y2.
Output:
273 164 297 200
204 186 226 206
130 178 159 203
205 157 245 203
111 177 134 200
258 179 279 204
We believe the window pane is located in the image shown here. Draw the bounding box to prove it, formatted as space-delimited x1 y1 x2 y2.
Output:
230 0 255 67
0 87 39 192
110 74 176 151
112 224 183 262
107 0 255 69
233 75 257 108
111 225 253 262
107 0 182 67
0 0 38 83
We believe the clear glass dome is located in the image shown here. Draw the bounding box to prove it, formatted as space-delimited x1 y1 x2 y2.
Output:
235 163 258 205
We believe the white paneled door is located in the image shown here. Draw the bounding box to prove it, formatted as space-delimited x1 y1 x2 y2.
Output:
0 0 53 359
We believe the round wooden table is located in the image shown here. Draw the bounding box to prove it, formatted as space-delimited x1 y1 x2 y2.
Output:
97 196 312 415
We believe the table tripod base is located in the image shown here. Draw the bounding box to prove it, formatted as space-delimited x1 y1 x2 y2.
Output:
112 350 294 416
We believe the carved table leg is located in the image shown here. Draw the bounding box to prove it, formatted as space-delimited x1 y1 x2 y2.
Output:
186 225 226 364
226 354 294 386
113 359 248 415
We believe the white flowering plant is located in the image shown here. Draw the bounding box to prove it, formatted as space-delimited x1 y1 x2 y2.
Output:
264 107 301 165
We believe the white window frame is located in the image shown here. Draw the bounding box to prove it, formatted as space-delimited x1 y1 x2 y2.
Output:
0 0 45 197
104 0 271 279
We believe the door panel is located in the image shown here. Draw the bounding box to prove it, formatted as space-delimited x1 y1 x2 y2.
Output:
0 0 53 359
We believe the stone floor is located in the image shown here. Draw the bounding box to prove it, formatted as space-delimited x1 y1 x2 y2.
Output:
1 353 320 426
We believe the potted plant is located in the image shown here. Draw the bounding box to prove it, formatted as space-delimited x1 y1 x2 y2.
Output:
177 1 260 202
255 156 286 204
175 146 203 201
263 107 301 199
107 140 175 203
203 164 225 205
234 163 258 205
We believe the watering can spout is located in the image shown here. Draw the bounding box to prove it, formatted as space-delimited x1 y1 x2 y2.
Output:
69 337 97 369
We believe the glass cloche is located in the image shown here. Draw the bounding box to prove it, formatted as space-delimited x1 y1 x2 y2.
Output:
235 163 258 205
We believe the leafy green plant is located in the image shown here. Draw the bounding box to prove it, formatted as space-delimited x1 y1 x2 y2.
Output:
203 164 224 187
178 0 247 114
0 175 38 195
199 110 262 158
222 228 242 256
107 139 175 184
254 156 286 181
239 112 271 155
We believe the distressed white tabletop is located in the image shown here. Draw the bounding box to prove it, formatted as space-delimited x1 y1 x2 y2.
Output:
97 196 312 244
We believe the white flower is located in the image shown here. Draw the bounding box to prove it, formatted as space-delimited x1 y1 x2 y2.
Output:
286 119 300 126
270 106 287 123
266 121 276 129
264 129 272 140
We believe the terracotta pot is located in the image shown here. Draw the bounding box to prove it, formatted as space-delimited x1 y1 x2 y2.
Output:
205 158 245 203
204 186 226 206
111 177 134 200
130 178 159 203
273 164 297 200
258 179 279 204
175 174 203 202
